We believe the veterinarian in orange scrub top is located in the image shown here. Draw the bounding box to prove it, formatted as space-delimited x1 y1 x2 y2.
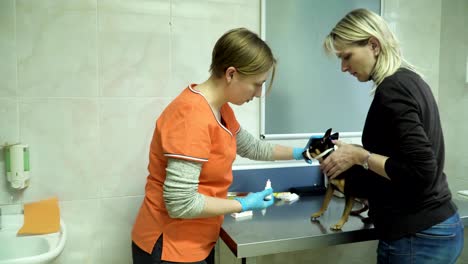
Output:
320 9 463 264
131 28 310 264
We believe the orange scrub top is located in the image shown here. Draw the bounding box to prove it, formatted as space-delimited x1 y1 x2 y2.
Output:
132 85 240 262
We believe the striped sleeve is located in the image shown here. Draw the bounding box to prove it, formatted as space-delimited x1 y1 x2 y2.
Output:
236 127 274 161
163 158 205 218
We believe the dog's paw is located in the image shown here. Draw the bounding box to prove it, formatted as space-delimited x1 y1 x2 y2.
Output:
330 224 343 231
310 212 323 219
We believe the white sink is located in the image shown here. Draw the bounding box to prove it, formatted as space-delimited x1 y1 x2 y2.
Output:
0 213 66 264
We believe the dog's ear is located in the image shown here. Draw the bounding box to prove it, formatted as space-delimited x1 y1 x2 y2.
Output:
324 128 332 139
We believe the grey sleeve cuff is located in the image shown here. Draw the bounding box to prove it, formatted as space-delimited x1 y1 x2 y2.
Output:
236 127 274 161
163 158 205 218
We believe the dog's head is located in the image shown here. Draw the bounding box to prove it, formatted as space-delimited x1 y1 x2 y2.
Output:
302 128 339 162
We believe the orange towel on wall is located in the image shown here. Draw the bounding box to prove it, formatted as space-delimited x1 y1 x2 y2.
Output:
18 197 60 235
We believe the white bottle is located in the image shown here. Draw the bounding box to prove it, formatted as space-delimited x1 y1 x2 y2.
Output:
264 179 272 201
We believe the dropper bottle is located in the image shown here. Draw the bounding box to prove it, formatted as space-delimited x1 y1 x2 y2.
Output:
264 179 272 200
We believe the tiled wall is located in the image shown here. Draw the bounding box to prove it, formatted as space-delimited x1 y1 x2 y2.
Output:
0 0 260 263
0 0 467 263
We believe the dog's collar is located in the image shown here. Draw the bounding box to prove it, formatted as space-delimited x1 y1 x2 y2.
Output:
306 147 334 161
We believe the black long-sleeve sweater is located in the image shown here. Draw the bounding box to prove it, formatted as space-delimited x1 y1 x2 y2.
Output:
360 68 456 240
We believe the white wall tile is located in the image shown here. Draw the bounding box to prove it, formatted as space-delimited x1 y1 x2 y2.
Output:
0 0 16 97
0 98 19 146
170 15 218 92
99 196 143 263
0 98 20 203
99 98 171 197
51 199 102 264
16 0 98 97
170 0 260 95
19 98 100 201
98 0 171 97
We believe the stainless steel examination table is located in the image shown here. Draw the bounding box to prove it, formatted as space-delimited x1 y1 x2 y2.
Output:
220 195 468 264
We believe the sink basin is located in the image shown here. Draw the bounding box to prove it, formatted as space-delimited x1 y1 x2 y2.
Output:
0 213 66 264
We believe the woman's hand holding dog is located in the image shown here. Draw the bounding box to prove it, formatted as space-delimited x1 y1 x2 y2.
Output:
321 140 368 179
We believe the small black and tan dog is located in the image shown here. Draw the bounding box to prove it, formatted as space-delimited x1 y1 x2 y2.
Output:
302 128 369 230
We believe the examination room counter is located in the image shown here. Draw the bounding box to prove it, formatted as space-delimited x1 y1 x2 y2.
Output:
220 194 468 264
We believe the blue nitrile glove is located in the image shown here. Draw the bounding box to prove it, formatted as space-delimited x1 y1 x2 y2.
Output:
293 147 312 164
293 147 308 162
234 188 274 212
294 135 324 164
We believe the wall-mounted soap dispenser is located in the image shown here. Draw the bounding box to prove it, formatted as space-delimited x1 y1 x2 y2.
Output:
4 144 30 189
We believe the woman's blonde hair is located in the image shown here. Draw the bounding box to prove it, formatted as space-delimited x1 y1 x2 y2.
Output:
210 28 277 93
323 9 415 91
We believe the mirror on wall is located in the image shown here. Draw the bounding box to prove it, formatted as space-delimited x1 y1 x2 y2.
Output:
260 0 381 140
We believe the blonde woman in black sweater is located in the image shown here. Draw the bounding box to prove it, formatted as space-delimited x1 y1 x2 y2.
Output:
321 8 463 264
